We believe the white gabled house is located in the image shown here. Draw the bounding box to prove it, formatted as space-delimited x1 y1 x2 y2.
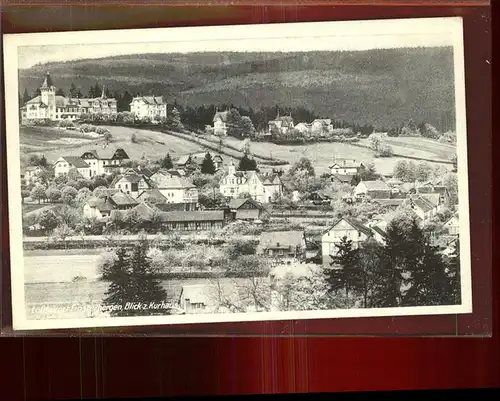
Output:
329 158 364 175
148 172 199 210
80 147 130 177
213 110 229 136
54 156 91 178
111 172 151 199
321 217 375 266
219 162 283 204
130 96 167 121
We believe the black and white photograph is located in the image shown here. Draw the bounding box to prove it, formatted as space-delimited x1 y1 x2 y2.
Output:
3 17 471 331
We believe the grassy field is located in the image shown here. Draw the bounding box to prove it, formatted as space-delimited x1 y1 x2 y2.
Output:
20 125 455 176
22 203 49 214
359 136 456 162
20 125 210 164
223 135 454 176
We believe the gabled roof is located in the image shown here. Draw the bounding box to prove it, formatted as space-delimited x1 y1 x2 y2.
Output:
358 180 391 191
213 111 229 122
258 230 305 249
331 174 355 183
132 202 156 220
81 147 129 160
110 192 139 206
58 156 89 169
41 72 54 88
330 159 363 169
371 226 386 237
137 188 168 203
411 196 436 213
152 175 196 189
326 217 373 237
154 203 188 212
175 155 191 166
228 197 263 210
113 173 145 185
132 96 166 105
86 196 115 212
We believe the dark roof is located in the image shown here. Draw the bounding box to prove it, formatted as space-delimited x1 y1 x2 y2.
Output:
137 189 168 203
371 226 386 237
41 72 54 88
60 156 89 169
86 196 115 212
331 174 355 183
412 196 435 213
327 217 373 237
228 197 263 210
111 192 139 206
113 173 145 185
158 210 225 223
154 203 189 212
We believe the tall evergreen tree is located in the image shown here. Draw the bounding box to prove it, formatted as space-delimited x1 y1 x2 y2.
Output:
128 241 167 316
56 88 65 96
238 154 257 171
161 153 173 169
103 247 132 317
326 236 362 305
201 153 216 175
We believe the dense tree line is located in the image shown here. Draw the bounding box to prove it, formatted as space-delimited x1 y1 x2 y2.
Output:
326 214 460 308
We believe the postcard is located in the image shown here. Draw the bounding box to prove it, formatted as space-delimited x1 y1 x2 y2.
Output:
3 17 471 331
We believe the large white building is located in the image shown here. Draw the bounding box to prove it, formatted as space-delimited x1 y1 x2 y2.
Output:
219 162 283 204
21 72 117 123
130 96 167 121
149 170 199 210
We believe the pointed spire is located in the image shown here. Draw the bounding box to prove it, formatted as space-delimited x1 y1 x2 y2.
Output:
101 85 106 99
41 71 54 89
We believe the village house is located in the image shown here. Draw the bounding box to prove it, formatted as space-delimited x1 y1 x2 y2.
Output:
303 190 333 205
149 172 198 210
83 192 139 219
21 72 117 123
257 230 307 264
80 147 130 177
294 122 311 135
129 96 167 121
21 166 43 185
331 174 355 186
111 172 151 199
321 218 374 265
158 210 225 231
228 198 269 222
178 283 241 314
53 156 91 178
329 158 364 175
311 119 333 136
268 112 294 135
406 195 439 224
212 110 229 136
219 162 283 204
354 180 392 199
443 215 459 235
136 188 169 205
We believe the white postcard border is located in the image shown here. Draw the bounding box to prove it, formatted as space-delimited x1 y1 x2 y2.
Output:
3 17 472 331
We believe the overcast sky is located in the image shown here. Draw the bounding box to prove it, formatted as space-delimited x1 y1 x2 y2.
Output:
13 19 459 69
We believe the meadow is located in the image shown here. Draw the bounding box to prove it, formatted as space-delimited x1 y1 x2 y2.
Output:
19 125 455 176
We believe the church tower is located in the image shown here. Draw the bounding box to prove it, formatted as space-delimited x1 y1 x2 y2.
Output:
40 72 56 120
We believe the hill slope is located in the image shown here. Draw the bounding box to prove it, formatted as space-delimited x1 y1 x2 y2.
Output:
19 48 455 130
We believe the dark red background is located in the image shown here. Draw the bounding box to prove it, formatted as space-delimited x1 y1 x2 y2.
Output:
0 2 497 399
